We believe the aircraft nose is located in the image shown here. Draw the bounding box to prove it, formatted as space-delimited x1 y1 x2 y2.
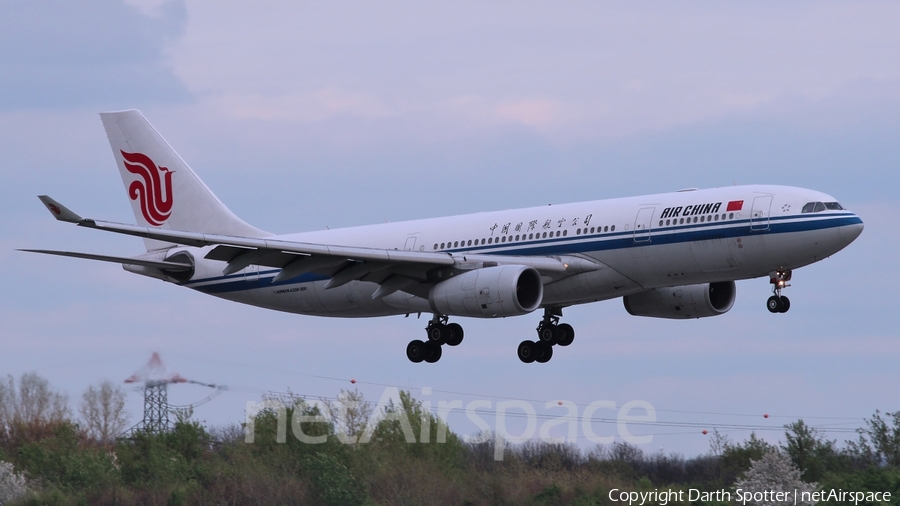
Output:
840 215 864 244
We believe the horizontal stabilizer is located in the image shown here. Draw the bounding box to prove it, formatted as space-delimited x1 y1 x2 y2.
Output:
19 249 193 271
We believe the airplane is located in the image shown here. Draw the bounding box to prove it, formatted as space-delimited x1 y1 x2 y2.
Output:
23 110 864 364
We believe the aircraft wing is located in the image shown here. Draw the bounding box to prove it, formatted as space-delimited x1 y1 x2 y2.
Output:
36 196 595 298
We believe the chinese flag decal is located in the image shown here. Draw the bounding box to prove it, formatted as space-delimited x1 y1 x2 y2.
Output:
726 200 744 212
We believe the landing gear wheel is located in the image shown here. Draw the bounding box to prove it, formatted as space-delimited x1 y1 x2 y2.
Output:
406 340 426 363
538 326 556 344
517 340 537 363
767 295 782 313
778 296 790 313
427 324 448 345
535 342 553 363
423 343 442 363
445 323 464 346
556 324 575 347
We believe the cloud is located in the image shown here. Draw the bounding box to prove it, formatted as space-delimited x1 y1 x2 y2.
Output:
166 2 900 142
0 0 191 110
210 89 394 122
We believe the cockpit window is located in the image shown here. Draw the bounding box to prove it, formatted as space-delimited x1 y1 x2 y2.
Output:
802 201 845 213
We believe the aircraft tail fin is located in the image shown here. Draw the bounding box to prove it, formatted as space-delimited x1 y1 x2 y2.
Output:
100 109 270 251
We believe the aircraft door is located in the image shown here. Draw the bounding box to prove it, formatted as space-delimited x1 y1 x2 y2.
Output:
750 196 773 232
633 207 655 243
404 236 417 251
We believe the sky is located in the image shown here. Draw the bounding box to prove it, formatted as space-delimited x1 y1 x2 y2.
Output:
1 0 899 457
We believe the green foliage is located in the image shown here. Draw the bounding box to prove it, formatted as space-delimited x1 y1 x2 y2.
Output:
819 466 900 506
3 380 899 506
717 432 773 486
16 422 118 492
534 483 562 503
848 411 900 467
302 452 367 506
783 420 845 481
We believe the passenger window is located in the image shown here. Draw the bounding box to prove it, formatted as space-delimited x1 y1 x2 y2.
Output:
434 244 438 250
562 230 567 236
440 242 445 249
481 238 486 245
611 225 615 231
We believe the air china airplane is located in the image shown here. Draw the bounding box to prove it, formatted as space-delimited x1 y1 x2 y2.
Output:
25 110 864 364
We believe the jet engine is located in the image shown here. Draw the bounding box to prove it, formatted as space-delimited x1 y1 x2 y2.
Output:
623 281 736 319
429 265 543 318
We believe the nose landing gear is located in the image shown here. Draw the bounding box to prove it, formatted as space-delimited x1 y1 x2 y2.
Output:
766 269 792 313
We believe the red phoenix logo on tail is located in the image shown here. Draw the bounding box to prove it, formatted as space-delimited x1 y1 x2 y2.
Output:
121 151 174 226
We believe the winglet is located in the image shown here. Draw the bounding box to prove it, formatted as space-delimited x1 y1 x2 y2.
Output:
38 196 84 223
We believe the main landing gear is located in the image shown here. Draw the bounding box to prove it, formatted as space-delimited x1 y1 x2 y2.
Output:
517 308 575 364
406 315 464 364
766 269 792 314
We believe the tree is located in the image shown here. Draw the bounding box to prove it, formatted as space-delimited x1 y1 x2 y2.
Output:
848 410 900 467
80 380 129 443
783 420 838 481
0 373 69 444
735 450 818 506
322 389 373 446
719 432 774 486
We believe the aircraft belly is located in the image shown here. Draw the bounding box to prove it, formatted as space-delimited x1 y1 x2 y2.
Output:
592 242 703 288
311 281 406 317
542 265 642 306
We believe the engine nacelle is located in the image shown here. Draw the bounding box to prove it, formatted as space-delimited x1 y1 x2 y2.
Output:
623 281 736 319
429 265 543 318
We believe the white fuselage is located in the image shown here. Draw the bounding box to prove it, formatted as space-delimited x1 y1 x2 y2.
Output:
172 184 863 318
